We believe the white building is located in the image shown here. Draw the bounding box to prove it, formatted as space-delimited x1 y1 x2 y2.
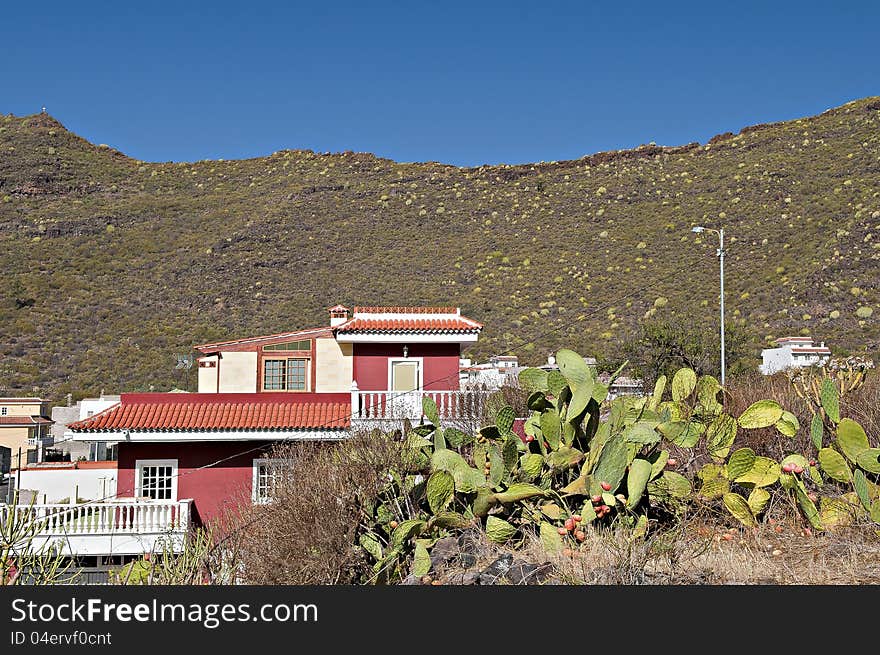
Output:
759 337 831 375
460 355 520 390
51 393 121 461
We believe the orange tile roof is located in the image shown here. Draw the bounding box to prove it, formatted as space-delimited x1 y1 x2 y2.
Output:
353 306 460 314
69 401 350 431
0 416 53 426
335 317 482 333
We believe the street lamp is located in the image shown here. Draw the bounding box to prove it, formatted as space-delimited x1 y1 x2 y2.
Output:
692 226 726 386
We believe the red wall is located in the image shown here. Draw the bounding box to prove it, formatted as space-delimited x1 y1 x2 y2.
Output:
117 441 274 527
352 343 461 391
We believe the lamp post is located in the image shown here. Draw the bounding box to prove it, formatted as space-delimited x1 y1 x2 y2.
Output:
692 226 726 386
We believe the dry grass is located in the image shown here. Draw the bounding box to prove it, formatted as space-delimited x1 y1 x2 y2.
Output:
514 515 880 585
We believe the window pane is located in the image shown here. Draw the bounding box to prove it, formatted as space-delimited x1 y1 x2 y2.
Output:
264 340 310 351
263 359 286 390
287 358 307 390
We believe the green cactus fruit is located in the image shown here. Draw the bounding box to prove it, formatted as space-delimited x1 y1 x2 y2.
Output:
734 457 780 488
774 411 800 438
671 367 697 402
737 399 784 429
426 470 455 513
493 482 546 504
727 448 757 480
853 469 871 511
624 422 661 445
540 521 564 553
496 405 516 435
601 491 617 506
485 516 518 544
723 492 757 527
422 395 440 427
836 418 869 463
540 411 562 450
808 465 823 484
391 519 427 546
856 449 880 474
821 378 840 424
626 458 653 509
518 367 549 392
412 542 431 576
747 487 771 515
443 427 473 447
810 413 824 450
649 375 667 411
818 447 852 482
555 348 593 390
547 370 568 398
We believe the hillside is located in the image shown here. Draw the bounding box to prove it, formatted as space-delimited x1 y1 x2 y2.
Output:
1 98 879 400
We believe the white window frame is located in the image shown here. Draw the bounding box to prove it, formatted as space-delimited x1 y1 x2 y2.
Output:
135 458 178 501
252 458 290 504
387 357 424 391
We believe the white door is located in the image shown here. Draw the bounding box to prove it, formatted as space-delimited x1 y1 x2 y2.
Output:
390 360 421 418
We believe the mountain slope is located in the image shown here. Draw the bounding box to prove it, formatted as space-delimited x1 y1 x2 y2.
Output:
1 98 879 399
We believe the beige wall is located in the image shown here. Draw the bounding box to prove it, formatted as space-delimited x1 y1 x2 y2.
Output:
0 426 34 459
197 355 219 393
0 402 46 417
218 351 259 392
315 339 353 392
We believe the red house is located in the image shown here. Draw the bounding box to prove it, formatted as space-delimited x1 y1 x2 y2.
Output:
56 306 484 558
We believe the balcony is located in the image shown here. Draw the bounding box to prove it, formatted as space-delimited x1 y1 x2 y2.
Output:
2 499 193 556
351 388 491 431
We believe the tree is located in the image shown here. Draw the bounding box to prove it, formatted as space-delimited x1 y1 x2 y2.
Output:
625 316 751 385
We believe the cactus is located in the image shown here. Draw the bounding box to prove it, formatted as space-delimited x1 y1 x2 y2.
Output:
818 447 852 482
774 411 799 438
810 413 824 450
821 378 840 424
626 458 653 508
671 367 697 402
737 399 784 429
723 492 756 527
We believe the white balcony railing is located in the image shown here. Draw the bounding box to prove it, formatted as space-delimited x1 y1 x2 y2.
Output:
352 389 491 425
1 500 193 556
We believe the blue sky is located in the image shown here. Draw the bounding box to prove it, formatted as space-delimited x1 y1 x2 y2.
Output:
3 1 878 166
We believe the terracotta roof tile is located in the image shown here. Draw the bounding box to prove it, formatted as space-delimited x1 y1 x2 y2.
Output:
0 416 53 426
336 317 482 334
68 400 350 431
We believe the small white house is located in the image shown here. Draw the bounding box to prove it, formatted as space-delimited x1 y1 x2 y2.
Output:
760 337 831 375
460 355 520 390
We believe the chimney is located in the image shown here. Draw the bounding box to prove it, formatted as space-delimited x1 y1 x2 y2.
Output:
328 304 350 327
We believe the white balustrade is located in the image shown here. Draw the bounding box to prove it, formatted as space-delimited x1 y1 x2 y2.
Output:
353 390 491 422
1 500 192 538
